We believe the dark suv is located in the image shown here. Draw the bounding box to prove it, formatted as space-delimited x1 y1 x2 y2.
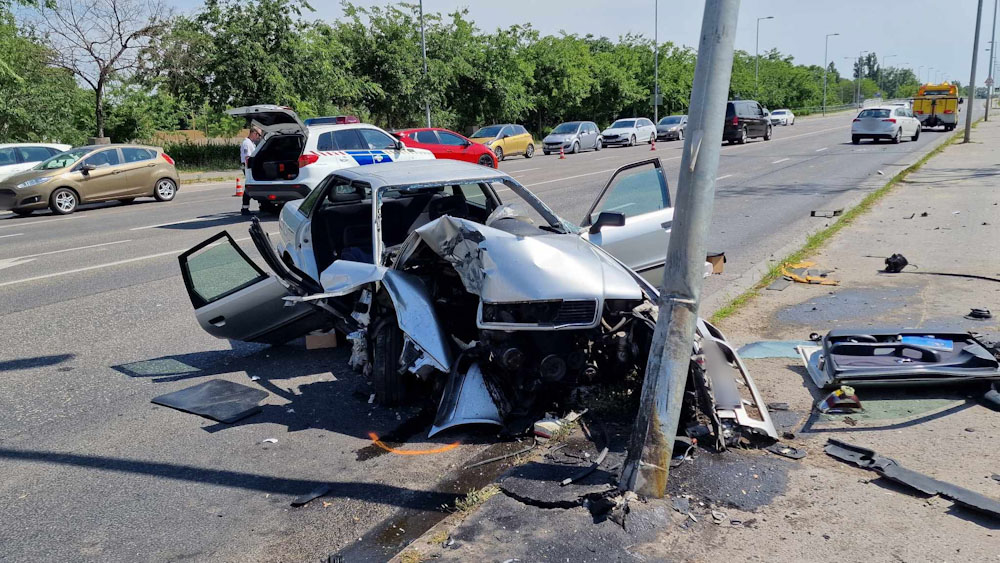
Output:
723 100 772 144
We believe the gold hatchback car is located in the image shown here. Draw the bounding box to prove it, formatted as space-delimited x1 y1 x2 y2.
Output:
0 144 179 216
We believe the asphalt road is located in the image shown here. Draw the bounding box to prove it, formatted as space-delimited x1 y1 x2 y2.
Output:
0 106 982 562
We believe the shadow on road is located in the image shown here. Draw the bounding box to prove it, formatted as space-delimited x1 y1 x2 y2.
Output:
0 353 76 371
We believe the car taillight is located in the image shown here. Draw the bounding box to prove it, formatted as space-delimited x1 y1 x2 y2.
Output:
943 109 954 114
298 153 319 167
161 153 174 165
914 110 923 114
731 115 738 126
882 118 896 123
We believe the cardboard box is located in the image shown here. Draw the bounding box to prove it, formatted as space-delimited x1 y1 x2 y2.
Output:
305 331 338 350
706 252 726 274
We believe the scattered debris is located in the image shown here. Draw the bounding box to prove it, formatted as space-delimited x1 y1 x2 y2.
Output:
367 393 375 404
261 438 278 444
966 307 993 320
464 442 537 470
991 474 1000 484
816 386 863 413
738 341 814 359
766 277 794 291
810 209 843 218
305 330 338 350
799 330 1000 389
766 402 790 411
765 443 807 460
711 510 727 524
983 383 1000 411
672 497 690 515
150 379 267 423
825 440 1000 519
291 484 332 507
249 375 261 381
560 447 608 486
903 213 915 219
920 211 929 217
706 252 726 274
883 253 909 273
781 261 838 285
877 170 884 175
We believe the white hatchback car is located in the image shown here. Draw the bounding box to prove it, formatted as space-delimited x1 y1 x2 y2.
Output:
851 106 921 144
0 143 72 181
601 118 657 147
228 105 434 212
769 109 795 126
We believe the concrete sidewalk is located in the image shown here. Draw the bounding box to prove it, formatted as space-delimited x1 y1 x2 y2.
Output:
393 120 1000 562
178 169 242 184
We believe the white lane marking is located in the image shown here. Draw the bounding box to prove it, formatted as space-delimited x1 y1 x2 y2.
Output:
0 233 24 239
596 155 623 161
772 158 790 164
716 174 733 181
6 239 132 261
815 147 828 152
0 233 275 288
129 218 205 231
509 167 540 173
0 215 86 230
0 257 35 271
524 168 618 187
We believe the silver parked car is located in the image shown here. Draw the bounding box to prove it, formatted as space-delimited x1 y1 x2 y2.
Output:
542 121 602 155
601 118 656 147
178 159 778 441
656 115 688 141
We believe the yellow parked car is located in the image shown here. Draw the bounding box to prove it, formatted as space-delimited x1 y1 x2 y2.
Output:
0 144 179 216
469 124 534 161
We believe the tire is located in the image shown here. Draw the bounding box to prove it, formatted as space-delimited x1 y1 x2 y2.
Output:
12 209 33 217
892 128 901 144
764 125 772 141
678 129 684 141
911 126 920 142
629 135 636 147
648 133 655 144
118 198 135 205
524 144 534 159
258 201 281 215
595 138 602 151
852 135 860 145
49 187 78 215
571 141 579 154
372 316 405 406
478 154 495 167
153 178 177 201
494 146 504 162
543 151 550 156
738 127 748 144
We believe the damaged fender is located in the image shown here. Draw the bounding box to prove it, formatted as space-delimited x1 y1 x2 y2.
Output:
382 270 453 372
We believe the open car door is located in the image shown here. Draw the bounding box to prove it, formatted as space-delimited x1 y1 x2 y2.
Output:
579 159 673 285
178 219 330 344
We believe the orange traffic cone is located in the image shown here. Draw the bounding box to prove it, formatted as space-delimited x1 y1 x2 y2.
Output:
650 138 656 151
233 177 244 197
559 147 565 159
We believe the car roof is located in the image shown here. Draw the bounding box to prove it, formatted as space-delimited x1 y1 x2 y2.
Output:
861 106 902 111
333 159 513 190
0 142 72 149
307 123 387 133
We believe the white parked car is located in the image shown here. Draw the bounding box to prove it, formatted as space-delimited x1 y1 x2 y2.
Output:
601 118 656 147
227 105 434 213
851 106 921 144
0 143 72 181
769 109 795 126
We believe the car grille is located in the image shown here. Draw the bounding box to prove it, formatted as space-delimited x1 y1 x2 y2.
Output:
604 134 619 139
480 299 599 327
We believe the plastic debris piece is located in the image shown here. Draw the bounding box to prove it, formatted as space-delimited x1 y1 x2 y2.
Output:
816 386 862 413
966 307 992 320
766 443 807 460
368 393 375 404
672 497 690 515
261 438 278 444
291 484 331 507
883 253 909 273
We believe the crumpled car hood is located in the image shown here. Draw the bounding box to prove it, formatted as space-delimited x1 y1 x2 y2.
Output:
401 216 643 303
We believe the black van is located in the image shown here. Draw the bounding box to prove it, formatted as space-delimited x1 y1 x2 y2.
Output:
723 100 772 144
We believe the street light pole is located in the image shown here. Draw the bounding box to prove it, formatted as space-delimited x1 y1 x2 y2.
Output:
654 0 659 122
620 0 741 498
755 16 774 98
855 50 868 107
419 0 431 128
823 33 839 116
965 0 985 143
879 53 896 96
986 0 997 120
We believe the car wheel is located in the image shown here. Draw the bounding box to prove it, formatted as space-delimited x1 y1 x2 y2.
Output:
911 126 920 141
852 135 860 145
595 138 602 151
494 146 504 162
648 133 655 144
678 129 684 141
764 125 772 141
258 201 282 214
12 209 33 217
118 198 135 204
629 135 636 147
50 187 78 215
571 142 579 154
892 128 901 144
524 144 534 159
543 151 550 156
372 316 405 406
478 154 495 167
790 117 795 125
738 127 747 144
154 178 177 201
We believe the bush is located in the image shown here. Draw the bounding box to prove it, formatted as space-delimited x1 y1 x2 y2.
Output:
159 141 241 171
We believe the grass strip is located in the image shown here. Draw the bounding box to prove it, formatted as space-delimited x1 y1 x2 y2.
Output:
709 124 972 324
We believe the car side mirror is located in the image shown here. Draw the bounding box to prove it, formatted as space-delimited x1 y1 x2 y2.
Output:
501 133 509 139
80 164 95 174
395 140 405 151
589 211 626 234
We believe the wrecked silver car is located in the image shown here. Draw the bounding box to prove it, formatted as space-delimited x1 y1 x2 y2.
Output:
179 159 776 440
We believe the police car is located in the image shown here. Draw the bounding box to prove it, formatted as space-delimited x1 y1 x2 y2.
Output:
228 105 434 212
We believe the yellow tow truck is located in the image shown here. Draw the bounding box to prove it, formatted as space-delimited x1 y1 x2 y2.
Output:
912 82 960 131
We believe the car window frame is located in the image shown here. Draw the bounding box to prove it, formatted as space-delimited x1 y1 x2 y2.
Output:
79 147 122 169
0 147 18 166
358 128 398 150
413 130 440 145
121 147 156 163
437 131 468 146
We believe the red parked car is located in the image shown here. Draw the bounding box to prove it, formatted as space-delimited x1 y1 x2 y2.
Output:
394 128 498 168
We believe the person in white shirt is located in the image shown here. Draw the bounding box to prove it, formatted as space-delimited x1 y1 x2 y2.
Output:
240 126 262 215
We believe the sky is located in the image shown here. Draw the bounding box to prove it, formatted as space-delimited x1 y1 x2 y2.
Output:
172 0 997 85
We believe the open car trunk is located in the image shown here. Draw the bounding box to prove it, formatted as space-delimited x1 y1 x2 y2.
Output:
227 105 307 182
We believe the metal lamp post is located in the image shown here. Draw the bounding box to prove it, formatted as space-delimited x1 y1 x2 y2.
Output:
823 33 839 115
879 53 896 96
654 0 660 122
419 0 431 128
755 16 774 97
855 50 869 107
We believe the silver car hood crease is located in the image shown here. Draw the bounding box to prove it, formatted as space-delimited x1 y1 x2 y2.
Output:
404 216 642 303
